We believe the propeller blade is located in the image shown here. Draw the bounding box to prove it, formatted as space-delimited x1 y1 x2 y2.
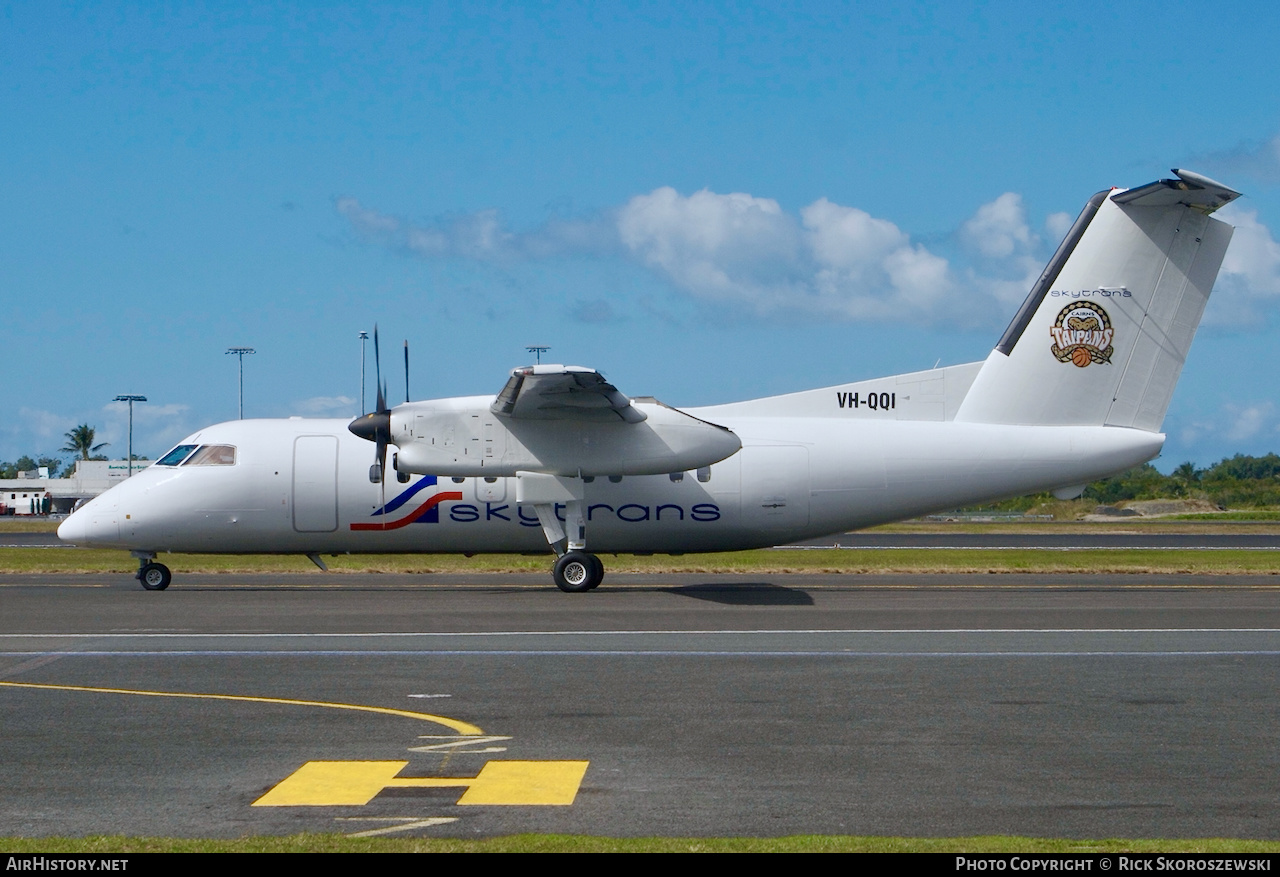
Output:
373 325 383 413
404 339 409 404
348 323 396 487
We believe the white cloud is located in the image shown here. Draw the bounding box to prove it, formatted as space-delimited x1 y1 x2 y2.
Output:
960 192 1032 260
1205 206 1280 326
803 199 907 269
336 197 615 262
100 401 194 460
104 401 190 420
289 395 358 417
1226 403 1277 442
335 197 400 235
617 187 804 310
612 187 977 321
1178 402 1279 452
1045 211 1073 242
1197 134 1280 183
336 185 1280 330
17 408 73 443
0 404 198 463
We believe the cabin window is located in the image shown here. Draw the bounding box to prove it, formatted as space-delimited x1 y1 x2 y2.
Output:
183 445 237 466
156 445 198 466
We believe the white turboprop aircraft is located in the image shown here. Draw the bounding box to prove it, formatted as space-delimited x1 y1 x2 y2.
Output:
59 169 1240 592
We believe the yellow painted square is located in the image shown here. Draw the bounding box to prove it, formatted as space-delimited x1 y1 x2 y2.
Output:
253 761 409 806
457 760 589 806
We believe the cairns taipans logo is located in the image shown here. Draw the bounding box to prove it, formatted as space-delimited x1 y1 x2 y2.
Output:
1050 302 1114 368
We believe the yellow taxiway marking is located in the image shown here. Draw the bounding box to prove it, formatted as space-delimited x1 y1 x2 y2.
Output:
0 681 484 735
254 760 590 807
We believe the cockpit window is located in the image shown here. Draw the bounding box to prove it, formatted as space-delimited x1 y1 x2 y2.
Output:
156 445 198 466
183 445 237 466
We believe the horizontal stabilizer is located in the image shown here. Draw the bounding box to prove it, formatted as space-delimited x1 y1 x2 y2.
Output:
1111 168 1241 214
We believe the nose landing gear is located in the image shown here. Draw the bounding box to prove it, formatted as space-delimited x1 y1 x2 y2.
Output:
132 551 172 591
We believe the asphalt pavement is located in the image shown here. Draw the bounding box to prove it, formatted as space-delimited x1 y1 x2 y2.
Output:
2 573 1279 840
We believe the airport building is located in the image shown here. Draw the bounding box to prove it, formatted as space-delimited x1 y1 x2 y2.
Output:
0 459 147 515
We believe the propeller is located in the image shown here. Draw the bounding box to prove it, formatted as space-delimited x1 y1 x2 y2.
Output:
348 325 392 485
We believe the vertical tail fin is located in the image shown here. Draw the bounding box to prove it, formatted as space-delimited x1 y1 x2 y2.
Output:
955 169 1239 430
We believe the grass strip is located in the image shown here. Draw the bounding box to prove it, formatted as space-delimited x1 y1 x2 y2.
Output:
3 834 1280 853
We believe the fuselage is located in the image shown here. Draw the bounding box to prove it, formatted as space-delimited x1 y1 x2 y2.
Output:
58 410 1162 556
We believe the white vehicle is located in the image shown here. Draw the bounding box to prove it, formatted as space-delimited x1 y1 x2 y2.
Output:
59 169 1240 592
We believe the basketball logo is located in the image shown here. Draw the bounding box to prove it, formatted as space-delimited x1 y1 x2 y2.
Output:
1050 302 1114 368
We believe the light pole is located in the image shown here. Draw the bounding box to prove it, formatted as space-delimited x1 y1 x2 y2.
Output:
358 331 369 413
526 345 550 365
225 347 255 419
113 395 147 477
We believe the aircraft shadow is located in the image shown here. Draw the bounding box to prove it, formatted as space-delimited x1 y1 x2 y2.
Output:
663 582 814 606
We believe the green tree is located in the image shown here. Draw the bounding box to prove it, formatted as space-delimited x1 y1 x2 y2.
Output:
1171 461 1201 497
1083 463 1171 504
60 424 108 461
1200 454 1280 507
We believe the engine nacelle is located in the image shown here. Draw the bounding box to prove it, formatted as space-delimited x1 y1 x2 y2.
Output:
391 396 741 477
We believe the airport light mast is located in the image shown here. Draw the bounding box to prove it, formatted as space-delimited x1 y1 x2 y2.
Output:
526 345 550 365
225 347 255 419
113 395 147 477
359 331 369 414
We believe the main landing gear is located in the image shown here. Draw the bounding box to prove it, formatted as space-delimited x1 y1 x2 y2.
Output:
553 550 604 593
519 473 605 593
132 551 172 591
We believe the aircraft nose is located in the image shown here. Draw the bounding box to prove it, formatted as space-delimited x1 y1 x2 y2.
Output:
57 512 87 545
57 503 120 546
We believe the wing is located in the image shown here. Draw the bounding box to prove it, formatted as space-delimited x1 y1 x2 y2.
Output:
490 365 647 424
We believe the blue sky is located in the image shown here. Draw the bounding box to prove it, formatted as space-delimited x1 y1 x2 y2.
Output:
5 1 1280 471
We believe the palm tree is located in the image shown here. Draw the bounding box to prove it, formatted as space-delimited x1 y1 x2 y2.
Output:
1172 461 1200 497
61 424 108 461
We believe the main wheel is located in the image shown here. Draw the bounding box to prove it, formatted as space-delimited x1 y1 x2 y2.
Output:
139 562 172 591
586 553 604 590
553 551 603 593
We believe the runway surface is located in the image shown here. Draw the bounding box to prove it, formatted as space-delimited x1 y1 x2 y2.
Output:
2 572 1279 840
0 533 68 547
791 531 1280 549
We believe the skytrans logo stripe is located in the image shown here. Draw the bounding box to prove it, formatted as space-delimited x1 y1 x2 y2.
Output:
351 476 724 531
350 476 464 531
374 475 440 514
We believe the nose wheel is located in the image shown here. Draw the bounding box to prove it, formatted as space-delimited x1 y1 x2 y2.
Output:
137 561 172 591
553 551 604 593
